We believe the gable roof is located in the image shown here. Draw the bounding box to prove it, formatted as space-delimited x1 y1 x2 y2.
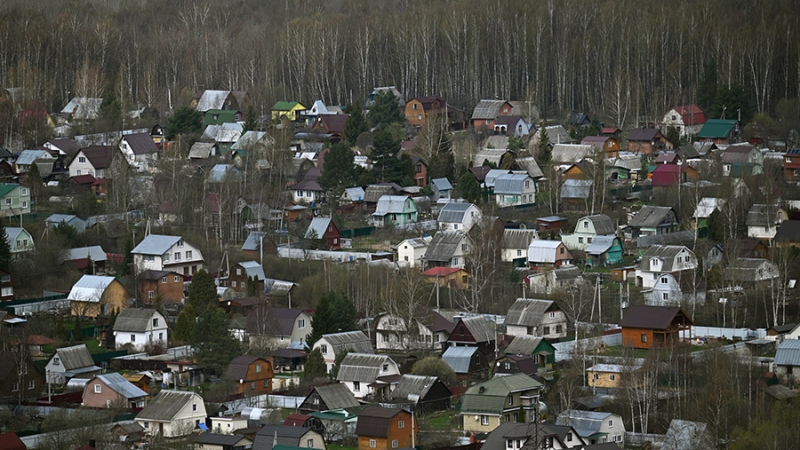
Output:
344 187 365 202
336 353 395 383
774 339 800 366
194 434 252 447
627 128 662 141
431 177 453 191
639 245 691 272
422 230 465 262
438 202 477 224
551 144 594 164
506 299 555 327
310 383 360 409
458 316 496 342
355 407 406 438
629 206 675 228
0 432 25 450
504 335 547 356
64 245 107 263
319 330 373 354
556 410 613 437
54 344 95 370
579 214 616 235
585 235 620 255
472 100 511 120
253 425 316 450
113 308 160 332
474 149 512 167
527 240 564 263
122 133 159 155
676 144 701 159
721 144 755 163
305 218 334 239
619 305 692 330
314 114 349 134
502 229 538 250
68 275 118 302
79 146 113 169
390 375 441 401
131 234 182 255
746 204 779 227
16 149 52 166
514 156 544 178
442 346 480 373
494 173 533 195
560 179 592 199
374 195 413 215
92 372 148 399
697 119 738 139
693 198 725 219
189 142 215 159
227 355 269 381
242 231 268 252
461 374 542 414
136 390 199 421
236 261 266 281
672 105 706 126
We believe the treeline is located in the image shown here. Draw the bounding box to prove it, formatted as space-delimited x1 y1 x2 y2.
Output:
1 0 798 128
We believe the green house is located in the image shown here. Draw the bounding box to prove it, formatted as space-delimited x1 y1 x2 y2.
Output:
372 195 418 228
204 109 243 126
585 235 623 267
504 335 557 370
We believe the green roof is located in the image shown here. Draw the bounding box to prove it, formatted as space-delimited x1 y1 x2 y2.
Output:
0 184 19 197
461 374 542 414
272 101 304 111
697 119 738 139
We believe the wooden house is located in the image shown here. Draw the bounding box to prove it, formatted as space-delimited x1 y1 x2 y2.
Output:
661 105 706 139
627 128 667 155
225 356 273 396
471 100 513 130
527 240 573 271
619 305 693 349
442 346 490 384
587 363 643 390
446 316 497 358
68 275 129 317
305 217 342 250
421 267 470 290
581 136 621 159
405 96 448 127
697 119 741 145
299 383 360 414
271 101 307 122
388 375 451 413
356 407 418 450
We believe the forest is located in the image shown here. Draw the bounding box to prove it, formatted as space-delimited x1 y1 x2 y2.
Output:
0 0 798 132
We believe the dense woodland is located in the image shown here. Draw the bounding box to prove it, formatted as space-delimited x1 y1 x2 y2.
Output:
0 0 799 129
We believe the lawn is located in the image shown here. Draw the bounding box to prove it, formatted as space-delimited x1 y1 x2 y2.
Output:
420 411 455 430
328 444 357 450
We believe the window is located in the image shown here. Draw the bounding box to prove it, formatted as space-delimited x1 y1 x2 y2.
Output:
370 440 376 448
162 277 167 283
517 249 522 257
4 198 10 205
164 253 170 262
174 252 181 261
1 287 12 297
148 291 154 299
610 374 616 381
641 334 647 343
307 439 314 448
587 237 592 244
507 440 514 449
663 293 669 301
321 345 327 354
11 383 18 392
453 257 459 266
677 256 682 263
608 419 613 427
392 440 398 448
567 433 572 442
143 422 149 429
94 384 102 393
593 373 598 380
153 318 159 327
27 380 34 390
462 243 467 251
560 247 564 254
159 333 163 340
241 282 246 289
145 255 155 262
556 325 563 333
508 395 513 405
22 201 27 209
174 276 180 282
177 240 184 248
578 237 584 244
481 415 489 425
250 381 256 390
353 381 360 391
256 364 262 373
398 420 405 429
53 357 60 366
131 334 136 342
186 251 192 259
76 170 81 176
543 326 550 335
382 364 389 372
661 277 668 284
232 281 237 288
264 379 269 388
504 362 511 370
614 435 622 442
79 156 86 163
298 319 305 329
193 404 197 411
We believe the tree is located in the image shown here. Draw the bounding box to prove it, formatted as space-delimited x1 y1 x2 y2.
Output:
0 222 11 271
697 60 718 112
368 91 405 130
665 125 681 147
711 84 755 125
329 349 349 381
318 142 356 198
535 123 551 167
307 291 358 346
343 102 368 145
458 171 481 203
242 104 258 133
187 269 217 312
370 127 411 184
27 163 42 209
174 304 196 344
303 348 327 380
168 106 202 138
192 306 240 375
97 90 122 130
412 356 457 386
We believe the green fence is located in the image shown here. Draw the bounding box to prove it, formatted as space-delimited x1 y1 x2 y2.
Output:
341 226 375 238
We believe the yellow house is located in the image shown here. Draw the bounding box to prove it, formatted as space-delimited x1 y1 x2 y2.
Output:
271 101 307 122
586 363 642 389
69 275 130 317
421 267 470 290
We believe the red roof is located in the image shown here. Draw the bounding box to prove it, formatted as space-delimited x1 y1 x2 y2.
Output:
27 334 55 345
601 127 620 134
0 432 26 450
651 164 683 186
421 267 463 277
673 105 706 126
71 174 97 185
283 413 312 427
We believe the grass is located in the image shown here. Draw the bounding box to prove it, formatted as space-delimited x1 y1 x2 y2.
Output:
421 411 455 430
328 444 357 450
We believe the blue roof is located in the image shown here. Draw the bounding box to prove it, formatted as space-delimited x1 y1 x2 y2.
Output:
131 234 182 255
345 187 365 201
46 214 84 225
238 261 266 281
208 164 241 183
16 149 51 166
442 346 479 373
95 372 147 399
494 173 533 195
431 178 453 190
242 231 267 251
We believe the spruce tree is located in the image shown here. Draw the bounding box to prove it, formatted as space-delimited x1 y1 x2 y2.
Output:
319 142 356 196
0 220 11 271
535 122 552 167
187 269 217 312
174 304 196 344
343 102 368 145
303 348 327 380
242 104 258 133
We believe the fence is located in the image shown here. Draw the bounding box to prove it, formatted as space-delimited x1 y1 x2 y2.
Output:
690 326 766 340
340 226 376 238
552 332 622 361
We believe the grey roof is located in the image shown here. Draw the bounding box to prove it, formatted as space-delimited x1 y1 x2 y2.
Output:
560 179 592 199
579 215 616 235
494 173 533 195
189 142 215 159
194 434 252 446
504 335 545 356
46 214 84 226
253 425 316 450
774 339 800 366
484 169 512 187
746 204 780 227
113 308 160 333
585 235 619 255
506 299 554 327
606 153 642 171
319 331 373 355
374 195 413 215
344 187 365 202
364 185 395 203
431 178 453 191
629 206 675 228
61 97 103 119
693 197 725 219
131 234 182 255
484 135 510 150
16 150 52 166
553 266 582 281
514 156 544 178
305 218 333 239
662 419 709 450
202 122 243 143
122 133 159 155
551 144 594 164
64 245 107 262
639 245 690 272
461 374 542 415
238 261 266 281
242 231 267 251
312 384 360 409
502 229 538 250
438 202 476 224
422 230 465 262
544 125 576 145
390 375 440 402
93 372 148 399
231 131 271 150
442 346 479 373
136 390 198 421
556 410 613 437
472 100 510 120
195 90 239 112
208 164 241 183
398 236 431 249
460 316 496 342
336 353 394 383
474 149 511 167
54 344 95 370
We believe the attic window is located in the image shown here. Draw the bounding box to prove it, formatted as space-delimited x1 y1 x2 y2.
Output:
94 384 101 393
583 221 589 228
79 156 86 163
382 364 389 372
192 403 197 411
53 357 60 365
661 277 668 284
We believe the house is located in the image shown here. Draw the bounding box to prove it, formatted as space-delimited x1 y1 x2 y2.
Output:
550 144 594 167
651 164 699 188
525 266 585 295
305 218 341 250
45 344 101 385
112 308 168 350
643 269 705 307
202 123 245 154
584 236 624 267
225 261 266 293
502 334 559 371
692 197 725 231
747 204 786 240
289 178 324 205
61 97 103 120
471 100 514 130
493 353 541 378
242 231 277 257
135 390 207 438
773 339 800 383
389 375 450 412
405 96 448 126
619 305 693 349
446 316 496 357
775 220 800 247
726 258 780 289
123 373 152 396
412 158 428 187
422 230 468 269
372 195 418 228
250 307 312 349
336 353 400 400
482 422 587 450
137 270 185 304
783 148 800 182
505 299 568 339
628 206 678 240
0 432 26 450
271 101 307 122
373 309 453 351
605 152 642 181
82 372 148 409
635 245 697 288
396 236 432 268
0 269 13 300
561 160 594 180
529 125 576 149
561 214 616 252
14 149 55 174
442 346 490 383
252 425 326 450
494 173 536 207
560 179 592 212
501 229 538 265
118 132 160 172
581 136 620 159
0 184 30 218
203 109 243 126
721 144 763 177
194 90 248 113
131 234 204 276
626 128 667 155
0 349 44 403
5 227 33 253
188 141 216 160
430 178 453 200
587 363 642 391
556 410 626 446
438 202 481 231
46 214 86 233
697 119 740 145
355 407 417 450
191 434 253 450
661 105 707 139
536 216 570 237
421 266 470 290
494 115 530 137
528 240 573 271
68 275 129 317
312 330 373 373
226 356 273 396
567 112 591 128
474 149 515 169
310 113 350 142
299 383 360 413
68 146 112 178
460 373 543 433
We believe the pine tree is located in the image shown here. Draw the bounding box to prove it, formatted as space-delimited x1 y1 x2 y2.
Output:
536 122 551 167
187 269 217 312
458 171 481 204
303 348 327 380
666 126 681 147
370 128 407 184
174 304 196 344
192 307 240 375
319 142 356 196
368 91 405 130
167 107 203 138
307 292 358 346
0 220 11 271
242 104 258 133
343 102 368 145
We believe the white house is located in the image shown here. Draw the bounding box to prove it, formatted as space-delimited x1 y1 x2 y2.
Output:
335 353 400 399
643 270 705 307
635 245 697 289
421 230 468 269
494 173 536 207
131 234 204 276
44 344 101 385
438 202 482 231
501 229 538 263
505 298 569 339
112 308 168 351
561 214 616 251
68 146 112 178
135 390 207 437
312 330 374 373
374 309 453 351
556 410 626 446
396 236 432 268
660 105 706 139
118 132 160 172
746 204 786 241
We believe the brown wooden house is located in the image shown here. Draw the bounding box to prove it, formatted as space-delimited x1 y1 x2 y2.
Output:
356 407 418 450
305 217 341 250
138 270 185 304
405 96 448 127
581 136 621 159
619 305 693 349
225 356 274 396
627 128 668 155
224 261 266 294
413 157 428 187
446 316 497 358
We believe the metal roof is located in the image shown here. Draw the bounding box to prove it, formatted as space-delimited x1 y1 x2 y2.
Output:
336 353 395 383
390 375 440 402
438 202 477 224
53 344 95 370
697 119 737 139
431 178 453 191
585 235 619 255
442 346 478 373
136 390 200 421
305 218 333 239
318 331 373 355
122 133 159 155
774 339 800 366
502 229 538 250
629 206 675 228
242 231 267 252
238 261 266 281
196 90 231 112
64 245 107 262
693 197 725 219
484 169 511 188
189 142 215 159
586 364 641 373
16 150 52 166
344 187 365 202
560 179 592 199
494 173 533 195
131 234 182 255
504 335 545 356
68 275 118 302
93 372 148 399
311 384 360 409
527 240 563 263
556 410 613 437
232 131 271 150
374 195 414 215
461 374 542 415
506 299 554 327
113 308 162 332
422 230 465 262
